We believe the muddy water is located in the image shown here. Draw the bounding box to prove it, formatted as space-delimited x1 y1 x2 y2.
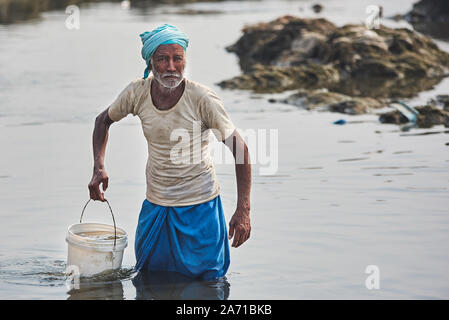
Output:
76 231 125 241
0 0 448 299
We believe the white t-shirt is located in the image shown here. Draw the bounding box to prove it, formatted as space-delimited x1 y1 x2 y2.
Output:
108 76 236 206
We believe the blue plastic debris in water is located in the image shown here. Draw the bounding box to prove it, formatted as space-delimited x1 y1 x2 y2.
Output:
333 119 346 125
389 100 419 124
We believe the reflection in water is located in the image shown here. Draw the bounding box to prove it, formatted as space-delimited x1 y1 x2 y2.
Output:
66 269 231 300
132 271 230 300
67 278 125 300
66 267 135 300
0 255 229 300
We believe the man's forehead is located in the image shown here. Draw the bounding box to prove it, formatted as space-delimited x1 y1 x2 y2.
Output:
153 44 185 56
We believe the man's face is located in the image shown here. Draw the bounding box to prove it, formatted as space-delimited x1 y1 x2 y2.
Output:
150 44 186 89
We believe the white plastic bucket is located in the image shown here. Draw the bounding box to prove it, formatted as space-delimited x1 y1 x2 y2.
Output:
66 199 128 277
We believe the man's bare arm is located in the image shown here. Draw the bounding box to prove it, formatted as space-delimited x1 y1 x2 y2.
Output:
224 130 252 248
88 108 115 201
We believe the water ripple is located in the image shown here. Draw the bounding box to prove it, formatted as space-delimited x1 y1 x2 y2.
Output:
0 256 135 288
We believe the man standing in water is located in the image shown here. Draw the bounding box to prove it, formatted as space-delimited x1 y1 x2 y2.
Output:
88 24 251 280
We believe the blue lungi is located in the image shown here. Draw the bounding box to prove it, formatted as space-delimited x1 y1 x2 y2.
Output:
134 195 230 280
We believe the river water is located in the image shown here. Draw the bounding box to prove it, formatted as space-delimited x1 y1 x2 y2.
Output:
0 0 448 299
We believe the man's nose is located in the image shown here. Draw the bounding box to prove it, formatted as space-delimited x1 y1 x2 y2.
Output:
167 59 176 71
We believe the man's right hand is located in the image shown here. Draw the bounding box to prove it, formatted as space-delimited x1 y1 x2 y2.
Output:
88 169 109 201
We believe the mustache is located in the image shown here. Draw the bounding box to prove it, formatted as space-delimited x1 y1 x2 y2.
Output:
162 72 181 78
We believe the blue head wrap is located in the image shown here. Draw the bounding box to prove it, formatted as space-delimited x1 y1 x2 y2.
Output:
139 24 189 79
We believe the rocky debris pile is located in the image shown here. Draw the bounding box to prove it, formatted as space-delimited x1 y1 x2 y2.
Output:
223 16 337 72
220 63 340 93
270 89 384 115
218 15 449 114
428 94 449 111
379 105 449 128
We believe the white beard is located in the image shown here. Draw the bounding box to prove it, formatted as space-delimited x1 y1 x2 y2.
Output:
151 64 184 89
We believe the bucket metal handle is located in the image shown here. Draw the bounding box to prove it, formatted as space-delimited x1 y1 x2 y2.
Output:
80 199 117 250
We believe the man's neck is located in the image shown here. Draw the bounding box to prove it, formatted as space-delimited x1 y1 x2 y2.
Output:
151 77 185 98
150 77 186 110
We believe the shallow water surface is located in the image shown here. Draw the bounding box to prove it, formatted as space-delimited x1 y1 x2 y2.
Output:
0 0 448 299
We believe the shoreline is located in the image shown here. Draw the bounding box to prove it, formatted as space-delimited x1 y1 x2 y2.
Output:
0 0 216 24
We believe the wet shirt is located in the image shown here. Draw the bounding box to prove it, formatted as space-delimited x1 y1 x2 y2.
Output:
108 76 235 206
